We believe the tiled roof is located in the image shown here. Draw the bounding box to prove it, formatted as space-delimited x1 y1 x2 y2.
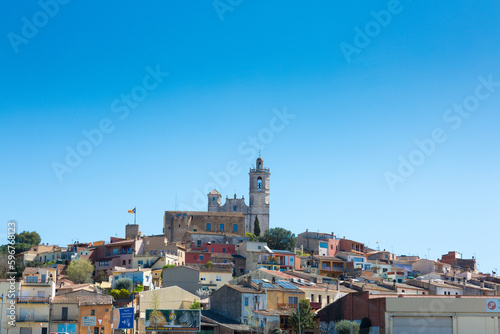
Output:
52 294 113 305
165 211 244 217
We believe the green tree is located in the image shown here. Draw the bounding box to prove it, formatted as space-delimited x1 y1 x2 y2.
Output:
335 320 360 334
66 258 94 284
115 277 134 291
269 328 282 334
261 227 296 251
94 270 109 283
289 299 315 332
246 233 260 242
253 217 261 236
205 261 212 269
0 231 42 255
189 299 201 309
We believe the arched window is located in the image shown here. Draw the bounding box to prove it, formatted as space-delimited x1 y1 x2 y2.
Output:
257 177 262 190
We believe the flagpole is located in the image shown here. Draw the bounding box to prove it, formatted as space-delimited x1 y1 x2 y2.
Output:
134 207 136 225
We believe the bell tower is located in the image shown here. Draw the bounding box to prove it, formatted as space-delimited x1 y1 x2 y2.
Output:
248 157 270 233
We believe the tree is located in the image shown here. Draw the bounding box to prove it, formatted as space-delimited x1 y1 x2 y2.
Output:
66 258 94 284
94 270 109 283
289 299 314 332
253 216 261 236
189 300 201 309
0 231 42 255
335 320 360 334
261 227 296 251
246 232 260 242
115 277 133 291
269 328 282 334
16 231 41 246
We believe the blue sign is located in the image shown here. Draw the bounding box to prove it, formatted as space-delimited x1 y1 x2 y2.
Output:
117 307 134 329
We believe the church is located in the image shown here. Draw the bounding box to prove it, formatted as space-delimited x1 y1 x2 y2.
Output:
208 157 270 234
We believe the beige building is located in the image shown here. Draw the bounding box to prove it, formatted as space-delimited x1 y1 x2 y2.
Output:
199 268 233 292
164 211 246 242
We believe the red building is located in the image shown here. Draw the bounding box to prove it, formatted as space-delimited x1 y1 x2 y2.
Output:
339 238 365 255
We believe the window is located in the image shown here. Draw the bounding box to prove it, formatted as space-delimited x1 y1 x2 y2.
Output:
91 310 95 315
207 223 211 231
211 248 214 252
94 328 99 334
205 247 207 252
311 294 314 302
257 177 262 189
318 295 322 304
62 307 68 321
220 224 224 231
128 260 131 264
288 296 298 305
223 248 226 253
200 255 204 260
200 277 206 281
258 246 262 250
233 224 238 232
327 296 330 304
122 260 126 265
233 206 237 211
244 298 249 306
138 260 143 265
216 276 221 281
38 291 45 298
212 197 215 201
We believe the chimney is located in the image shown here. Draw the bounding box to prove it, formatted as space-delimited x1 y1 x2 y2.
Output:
336 280 340 291
258 282 263 291
246 276 252 287
480 281 485 289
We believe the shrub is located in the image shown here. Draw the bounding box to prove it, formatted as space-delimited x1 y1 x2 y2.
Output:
335 320 360 334
115 277 133 291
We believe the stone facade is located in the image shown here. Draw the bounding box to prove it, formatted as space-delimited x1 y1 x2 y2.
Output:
163 211 245 243
208 157 270 234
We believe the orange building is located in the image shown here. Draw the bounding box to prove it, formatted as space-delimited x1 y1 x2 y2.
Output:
77 294 114 334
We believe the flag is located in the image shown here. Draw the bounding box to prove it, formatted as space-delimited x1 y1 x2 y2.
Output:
128 208 136 214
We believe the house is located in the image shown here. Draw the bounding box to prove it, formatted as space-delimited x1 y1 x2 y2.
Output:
338 238 365 254
50 294 80 334
296 230 339 257
13 268 57 334
412 259 452 275
317 291 500 333
112 268 153 290
161 266 203 295
309 256 346 279
199 268 233 292
67 291 114 334
383 270 405 283
440 251 478 272
335 251 371 273
236 241 273 273
211 276 307 332
366 250 396 263
95 238 145 275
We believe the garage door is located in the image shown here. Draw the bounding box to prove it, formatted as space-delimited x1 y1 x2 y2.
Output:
393 316 452 334
457 316 495 333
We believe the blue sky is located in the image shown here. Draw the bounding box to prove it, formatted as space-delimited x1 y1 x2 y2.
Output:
1 1 499 273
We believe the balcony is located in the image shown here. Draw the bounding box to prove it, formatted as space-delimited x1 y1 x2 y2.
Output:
51 317 79 322
22 278 53 285
17 317 50 322
277 303 297 309
321 267 344 272
17 296 50 304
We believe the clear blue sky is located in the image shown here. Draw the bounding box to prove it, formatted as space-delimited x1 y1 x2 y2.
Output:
1 1 499 273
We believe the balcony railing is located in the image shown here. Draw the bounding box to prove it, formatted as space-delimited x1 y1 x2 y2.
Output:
22 279 53 285
277 303 297 309
51 317 79 322
17 317 50 322
17 296 50 303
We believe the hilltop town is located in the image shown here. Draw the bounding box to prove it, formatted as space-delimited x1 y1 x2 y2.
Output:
1 158 499 334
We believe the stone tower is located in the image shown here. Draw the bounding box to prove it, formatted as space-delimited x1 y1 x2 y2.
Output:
207 157 270 234
248 157 270 234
